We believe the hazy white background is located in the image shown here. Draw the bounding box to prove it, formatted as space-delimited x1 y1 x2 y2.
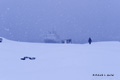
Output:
0 0 120 43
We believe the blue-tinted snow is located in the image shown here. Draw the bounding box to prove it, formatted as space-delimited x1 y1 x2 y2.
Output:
0 38 119 80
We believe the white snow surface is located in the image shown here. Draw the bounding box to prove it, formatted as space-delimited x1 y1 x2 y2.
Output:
0 38 120 80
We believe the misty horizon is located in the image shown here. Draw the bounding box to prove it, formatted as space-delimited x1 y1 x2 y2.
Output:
0 0 120 43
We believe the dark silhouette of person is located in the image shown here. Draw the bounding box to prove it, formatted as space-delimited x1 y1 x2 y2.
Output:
0 38 2 42
88 37 92 44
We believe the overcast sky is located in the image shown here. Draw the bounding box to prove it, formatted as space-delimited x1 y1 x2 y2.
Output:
0 0 120 43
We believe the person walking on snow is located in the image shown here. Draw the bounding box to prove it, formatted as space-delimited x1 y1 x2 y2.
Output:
88 37 92 44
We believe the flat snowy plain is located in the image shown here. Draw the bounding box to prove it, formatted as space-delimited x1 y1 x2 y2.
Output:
0 38 120 80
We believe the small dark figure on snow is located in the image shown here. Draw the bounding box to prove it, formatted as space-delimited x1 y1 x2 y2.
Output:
61 39 72 43
0 38 3 43
21 56 36 60
88 37 92 44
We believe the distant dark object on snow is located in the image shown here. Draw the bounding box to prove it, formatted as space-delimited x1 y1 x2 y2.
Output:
62 39 72 44
21 56 36 60
88 37 92 44
21 57 26 60
29 57 36 60
0 38 3 42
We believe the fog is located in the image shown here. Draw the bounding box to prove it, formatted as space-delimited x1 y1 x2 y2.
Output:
0 0 120 43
